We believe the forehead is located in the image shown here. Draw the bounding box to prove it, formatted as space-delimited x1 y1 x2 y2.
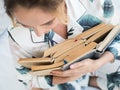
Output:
13 6 56 26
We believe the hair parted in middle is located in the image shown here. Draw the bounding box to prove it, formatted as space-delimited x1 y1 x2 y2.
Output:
4 0 68 25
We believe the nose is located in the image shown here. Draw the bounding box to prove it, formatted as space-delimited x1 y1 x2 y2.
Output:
33 26 46 36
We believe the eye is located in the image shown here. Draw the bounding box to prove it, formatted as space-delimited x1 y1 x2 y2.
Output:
21 24 32 28
41 17 56 26
16 21 33 28
45 20 54 25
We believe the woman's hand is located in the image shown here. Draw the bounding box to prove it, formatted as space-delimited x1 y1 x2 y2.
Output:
51 59 100 85
52 59 99 76
51 51 114 85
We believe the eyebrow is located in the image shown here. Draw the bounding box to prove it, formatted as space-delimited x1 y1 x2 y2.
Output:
16 17 55 27
16 21 31 28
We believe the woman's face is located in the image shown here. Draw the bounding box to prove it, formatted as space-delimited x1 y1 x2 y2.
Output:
13 6 61 36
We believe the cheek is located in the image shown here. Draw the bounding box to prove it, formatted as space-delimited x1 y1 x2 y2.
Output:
51 18 60 29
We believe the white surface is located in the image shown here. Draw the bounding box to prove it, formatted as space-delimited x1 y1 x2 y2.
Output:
0 0 26 90
0 31 26 90
0 0 12 31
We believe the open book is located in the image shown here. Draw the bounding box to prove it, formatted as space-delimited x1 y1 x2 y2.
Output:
18 23 120 76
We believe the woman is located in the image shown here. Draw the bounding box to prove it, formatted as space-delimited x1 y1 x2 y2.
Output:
4 0 120 90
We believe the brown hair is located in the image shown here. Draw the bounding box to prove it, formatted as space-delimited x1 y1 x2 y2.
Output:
4 0 67 24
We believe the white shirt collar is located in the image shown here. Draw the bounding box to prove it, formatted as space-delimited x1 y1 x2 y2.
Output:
65 0 86 20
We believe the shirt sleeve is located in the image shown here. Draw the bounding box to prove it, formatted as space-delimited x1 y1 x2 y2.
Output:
106 33 120 60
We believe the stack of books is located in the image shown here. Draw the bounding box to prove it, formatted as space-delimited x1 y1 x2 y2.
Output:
18 23 120 76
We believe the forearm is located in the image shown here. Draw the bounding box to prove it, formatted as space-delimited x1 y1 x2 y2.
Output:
88 52 112 86
96 51 114 66
89 51 115 89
